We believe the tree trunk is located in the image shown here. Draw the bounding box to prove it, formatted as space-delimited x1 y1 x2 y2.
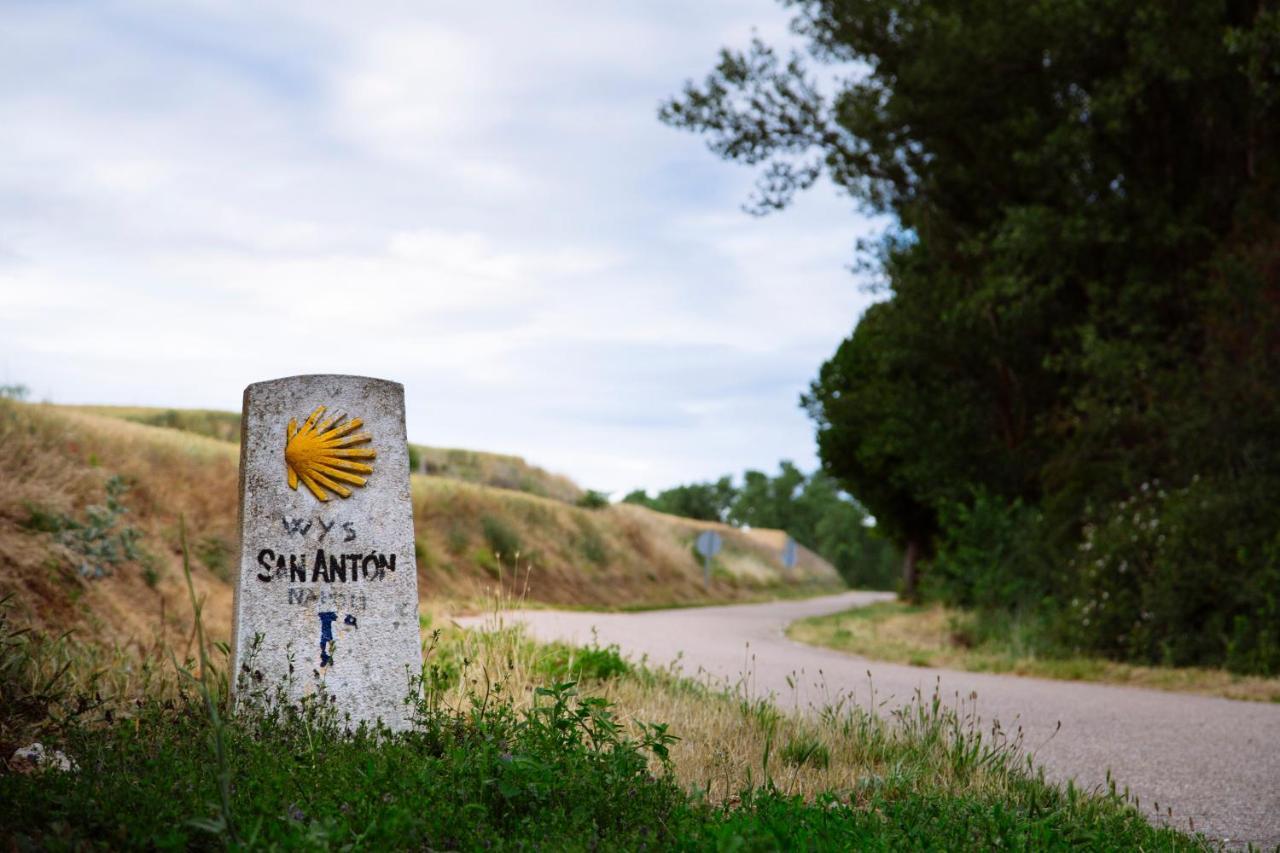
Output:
902 539 921 601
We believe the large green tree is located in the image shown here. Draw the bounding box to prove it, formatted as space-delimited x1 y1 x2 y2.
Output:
664 1 1280 667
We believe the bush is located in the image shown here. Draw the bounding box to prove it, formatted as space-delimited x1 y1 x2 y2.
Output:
927 490 1056 612
481 515 522 561
1063 477 1280 673
576 518 608 566
446 524 469 555
575 489 610 509
21 475 142 579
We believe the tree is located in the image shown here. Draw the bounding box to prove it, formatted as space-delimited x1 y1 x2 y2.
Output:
663 1 1280 667
626 463 900 589
621 477 736 522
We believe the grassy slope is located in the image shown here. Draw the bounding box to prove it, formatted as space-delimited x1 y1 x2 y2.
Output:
789 602 1280 703
0 401 842 650
68 404 584 502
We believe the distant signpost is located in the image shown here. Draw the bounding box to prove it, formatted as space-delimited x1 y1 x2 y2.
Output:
695 529 722 586
781 537 798 570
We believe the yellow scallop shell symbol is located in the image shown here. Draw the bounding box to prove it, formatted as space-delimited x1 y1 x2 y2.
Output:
284 406 376 502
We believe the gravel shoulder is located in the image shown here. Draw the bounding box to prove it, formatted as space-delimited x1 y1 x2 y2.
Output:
458 591 1280 847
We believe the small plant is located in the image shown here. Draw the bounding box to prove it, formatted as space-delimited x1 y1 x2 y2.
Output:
23 475 142 579
481 515 521 561
576 518 609 566
538 641 631 682
141 551 162 589
195 534 232 582
0 593 85 745
445 524 469 555
472 548 501 579
780 733 831 769
414 536 436 569
575 489 610 509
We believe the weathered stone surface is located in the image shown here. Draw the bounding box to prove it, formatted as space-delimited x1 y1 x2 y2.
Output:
231 375 422 730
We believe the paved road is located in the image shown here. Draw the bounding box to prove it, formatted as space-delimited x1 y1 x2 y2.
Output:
459 592 1280 847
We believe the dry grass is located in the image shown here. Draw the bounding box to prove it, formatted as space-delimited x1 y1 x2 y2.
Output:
0 401 841 668
789 602 1280 703
426 593 1027 807
3 581 1016 811
412 478 841 610
413 444 583 503
0 402 236 648
66 404 584 504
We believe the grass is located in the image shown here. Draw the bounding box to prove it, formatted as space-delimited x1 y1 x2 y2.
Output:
0 401 1217 844
413 443 585 504
0 585 1208 850
789 601 1280 703
0 399 843 654
66 404 586 504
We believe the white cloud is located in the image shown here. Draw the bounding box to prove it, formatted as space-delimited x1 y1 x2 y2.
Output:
0 0 882 493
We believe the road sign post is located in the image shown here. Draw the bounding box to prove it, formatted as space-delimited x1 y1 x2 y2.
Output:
781 537 798 571
695 529 722 586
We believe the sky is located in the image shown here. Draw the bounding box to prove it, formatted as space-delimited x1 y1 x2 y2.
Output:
0 1 882 495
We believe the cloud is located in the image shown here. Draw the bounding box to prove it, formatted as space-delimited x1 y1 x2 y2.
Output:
0 0 882 493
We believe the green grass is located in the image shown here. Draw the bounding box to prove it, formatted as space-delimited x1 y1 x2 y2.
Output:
0 579 1206 850
0 677 1204 851
0 650 1207 849
790 601 1280 702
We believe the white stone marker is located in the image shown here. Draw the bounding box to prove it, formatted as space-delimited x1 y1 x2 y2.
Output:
231 374 422 730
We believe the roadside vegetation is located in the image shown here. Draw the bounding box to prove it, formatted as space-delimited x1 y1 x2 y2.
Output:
665 0 1280 680
0 399 841 649
0 589 1206 850
790 602 1280 704
625 461 899 590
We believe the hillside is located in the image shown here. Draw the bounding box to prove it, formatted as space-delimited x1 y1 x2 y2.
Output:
0 401 843 649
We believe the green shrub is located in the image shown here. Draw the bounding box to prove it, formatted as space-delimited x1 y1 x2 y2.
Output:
21 475 141 579
196 535 232 582
927 490 1056 612
141 553 161 589
576 519 608 566
446 524 469 555
1064 477 1280 673
407 442 422 473
0 619 1205 851
1 673 682 849
481 515 522 561
537 642 631 682
575 490 610 509
472 548 501 579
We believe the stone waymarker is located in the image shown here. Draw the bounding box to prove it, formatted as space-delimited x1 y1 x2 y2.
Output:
231 375 422 730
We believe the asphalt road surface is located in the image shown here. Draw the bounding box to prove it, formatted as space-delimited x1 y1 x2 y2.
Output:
459 591 1280 847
